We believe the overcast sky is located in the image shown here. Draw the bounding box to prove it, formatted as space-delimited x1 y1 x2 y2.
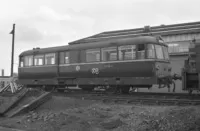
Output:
0 0 200 75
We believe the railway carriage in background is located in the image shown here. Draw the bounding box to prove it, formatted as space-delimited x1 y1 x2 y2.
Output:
182 39 200 94
18 35 172 93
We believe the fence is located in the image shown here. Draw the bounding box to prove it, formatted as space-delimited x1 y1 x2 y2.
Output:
0 77 11 89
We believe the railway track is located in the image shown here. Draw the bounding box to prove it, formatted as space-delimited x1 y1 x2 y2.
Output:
52 90 200 106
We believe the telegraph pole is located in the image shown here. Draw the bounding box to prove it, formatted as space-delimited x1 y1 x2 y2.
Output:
10 24 15 77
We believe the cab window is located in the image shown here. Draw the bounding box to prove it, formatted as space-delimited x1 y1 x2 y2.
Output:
137 44 145 59
118 45 136 60
147 44 156 59
20 57 24 67
86 48 100 62
45 53 55 65
101 47 117 61
162 46 169 60
34 55 44 66
155 45 164 59
24 55 33 66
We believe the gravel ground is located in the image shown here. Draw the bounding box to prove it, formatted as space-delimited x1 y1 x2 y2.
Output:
0 95 200 131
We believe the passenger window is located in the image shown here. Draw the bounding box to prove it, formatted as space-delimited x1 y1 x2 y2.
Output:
118 45 136 60
65 52 70 63
34 55 44 66
155 45 164 59
102 47 117 61
147 44 156 59
137 44 145 59
24 55 33 66
45 53 55 65
86 49 100 62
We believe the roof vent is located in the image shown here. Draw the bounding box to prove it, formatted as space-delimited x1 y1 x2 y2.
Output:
33 47 40 50
143 25 151 33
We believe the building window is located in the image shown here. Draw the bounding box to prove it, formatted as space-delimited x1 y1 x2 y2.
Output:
101 47 117 61
24 55 33 66
168 42 189 53
137 44 145 59
155 45 164 59
34 55 44 66
147 44 156 59
65 52 70 64
118 45 136 60
86 49 100 62
45 53 55 65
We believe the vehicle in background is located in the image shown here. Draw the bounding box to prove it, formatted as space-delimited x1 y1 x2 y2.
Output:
182 39 200 94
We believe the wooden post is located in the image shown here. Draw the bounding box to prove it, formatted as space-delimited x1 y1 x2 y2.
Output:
1 69 4 76
10 24 15 77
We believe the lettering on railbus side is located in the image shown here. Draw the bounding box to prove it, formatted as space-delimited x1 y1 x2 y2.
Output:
76 65 80 71
91 68 99 74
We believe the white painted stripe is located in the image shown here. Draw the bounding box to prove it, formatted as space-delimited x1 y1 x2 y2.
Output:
19 65 57 68
59 59 169 66
19 59 169 68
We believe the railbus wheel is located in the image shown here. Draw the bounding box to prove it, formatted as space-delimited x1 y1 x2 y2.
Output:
56 85 66 92
43 86 55 92
116 86 130 94
80 85 94 92
122 86 130 94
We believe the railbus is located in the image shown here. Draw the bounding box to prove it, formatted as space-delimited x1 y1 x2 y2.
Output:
18 35 172 93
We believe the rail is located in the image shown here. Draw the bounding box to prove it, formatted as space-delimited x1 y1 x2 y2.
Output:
53 90 200 106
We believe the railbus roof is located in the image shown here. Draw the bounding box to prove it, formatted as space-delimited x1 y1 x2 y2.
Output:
20 35 165 56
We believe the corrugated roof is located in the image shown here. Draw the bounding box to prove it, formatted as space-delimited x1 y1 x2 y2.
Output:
69 21 200 45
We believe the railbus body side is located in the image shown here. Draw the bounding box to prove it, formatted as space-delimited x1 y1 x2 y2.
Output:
18 36 171 89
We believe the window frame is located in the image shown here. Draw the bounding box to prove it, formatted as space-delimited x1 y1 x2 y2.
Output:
24 55 34 67
162 45 169 60
86 48 101 63
44 53 56 65
34 54 44 66
59 52 65 64
137 44 146 59
155 44 165 60
65 51 70 64
19 56 24 67
146 44 156 59
101 46 118 62
118 45 137 61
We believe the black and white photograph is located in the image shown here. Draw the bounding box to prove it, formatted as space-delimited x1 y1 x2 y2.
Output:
0 0 200 130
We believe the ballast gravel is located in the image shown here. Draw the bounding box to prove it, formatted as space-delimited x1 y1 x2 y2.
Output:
0 95 200 131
